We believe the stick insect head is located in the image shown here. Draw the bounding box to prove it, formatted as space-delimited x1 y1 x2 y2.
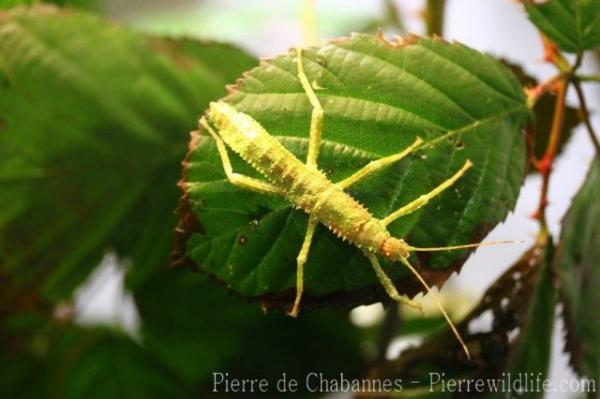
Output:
379 237 411 261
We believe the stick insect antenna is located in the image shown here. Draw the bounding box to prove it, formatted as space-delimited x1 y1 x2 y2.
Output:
408 240 523 252
398 256 471 359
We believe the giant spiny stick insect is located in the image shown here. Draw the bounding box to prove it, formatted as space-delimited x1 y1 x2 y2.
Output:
199 47 510 359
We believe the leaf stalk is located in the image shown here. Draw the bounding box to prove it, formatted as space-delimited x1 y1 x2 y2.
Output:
571 78 600 155
424 0 446 36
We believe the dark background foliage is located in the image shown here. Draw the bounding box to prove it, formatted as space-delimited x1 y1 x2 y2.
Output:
1 1 599 398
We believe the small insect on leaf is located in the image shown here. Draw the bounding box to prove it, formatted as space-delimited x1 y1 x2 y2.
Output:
175 34 529 337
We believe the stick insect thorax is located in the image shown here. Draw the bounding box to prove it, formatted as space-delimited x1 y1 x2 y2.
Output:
205 101 411 261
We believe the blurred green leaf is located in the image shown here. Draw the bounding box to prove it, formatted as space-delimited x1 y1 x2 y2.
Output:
505 243 556 399
0 5 256 300
134 269 260 384
0 0 98 10
524 0 600 53
0 263 364 398
134 267 365 390
556 158 600 384
1 324 190 398
178 34 530 310
46 327 191 399
0 279 48 398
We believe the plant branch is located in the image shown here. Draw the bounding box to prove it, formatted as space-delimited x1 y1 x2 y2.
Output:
572 78 600 155
525 73 566 109
576 74 600 83
533 78 568 234
424 0 446 36
540 34 571 72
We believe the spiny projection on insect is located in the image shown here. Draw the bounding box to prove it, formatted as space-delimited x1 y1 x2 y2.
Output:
197 47 513 359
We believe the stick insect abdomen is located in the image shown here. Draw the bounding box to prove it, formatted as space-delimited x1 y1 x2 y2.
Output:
309 188 391 252
207 101 394 255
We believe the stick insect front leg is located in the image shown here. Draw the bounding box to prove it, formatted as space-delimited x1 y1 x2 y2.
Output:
335 138 424 190
200 117 280 195
381 159 473 226
296 47 324 169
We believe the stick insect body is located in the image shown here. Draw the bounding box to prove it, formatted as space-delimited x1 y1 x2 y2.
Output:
199 48 495 359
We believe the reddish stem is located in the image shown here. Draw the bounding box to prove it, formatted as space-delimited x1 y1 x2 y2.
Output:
532 78 567 233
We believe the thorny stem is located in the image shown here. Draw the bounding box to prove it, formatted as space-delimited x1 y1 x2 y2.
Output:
533 78 567 235
531 36 590 235
424 0 446 36
572 78 600 155
532 36 600 234
541 34 571 72
525 73 566 109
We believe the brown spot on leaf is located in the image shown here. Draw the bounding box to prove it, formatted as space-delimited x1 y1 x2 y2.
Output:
376 31 421 48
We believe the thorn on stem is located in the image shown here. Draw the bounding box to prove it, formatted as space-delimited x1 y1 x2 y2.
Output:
542 35 559 64
536 154 553 175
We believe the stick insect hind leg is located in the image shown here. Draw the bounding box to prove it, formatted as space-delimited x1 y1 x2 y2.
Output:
200 117 280 195
365 252 423 311
381 159 473 226
366 250 471 358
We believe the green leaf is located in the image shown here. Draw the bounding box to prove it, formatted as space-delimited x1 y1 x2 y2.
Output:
556 158 600 383
505 243 556 399
179 34 530 309
0 5 256 300
1 325 190 399
524 0 600 53
134 269 259 383
366 244 556 398
0 0 98 9
48 327 189 399
134 267 365 387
